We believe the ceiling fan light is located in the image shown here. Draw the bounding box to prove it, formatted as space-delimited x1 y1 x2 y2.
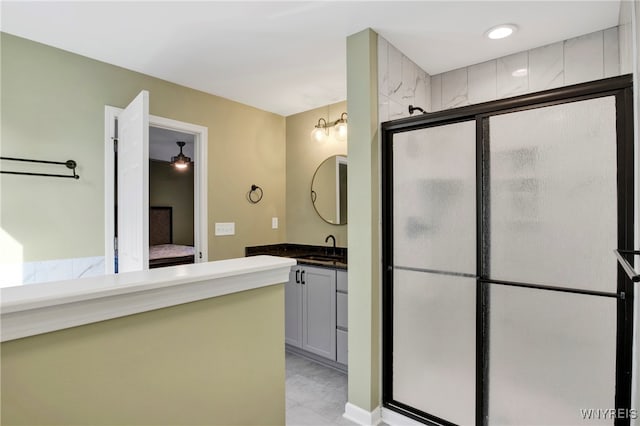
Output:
170 141 191 169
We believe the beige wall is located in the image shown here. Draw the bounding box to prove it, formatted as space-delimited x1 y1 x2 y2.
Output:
0 32 286 263
149 160 194 246
285 101 347 247
1 284 285 425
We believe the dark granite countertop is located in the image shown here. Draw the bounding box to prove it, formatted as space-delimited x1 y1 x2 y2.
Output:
245 243 347 270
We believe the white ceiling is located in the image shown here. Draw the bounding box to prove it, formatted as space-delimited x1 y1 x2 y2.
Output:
1 1 622 116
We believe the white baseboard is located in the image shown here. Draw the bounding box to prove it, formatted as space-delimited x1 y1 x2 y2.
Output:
381 407 425 426
343 403 381 426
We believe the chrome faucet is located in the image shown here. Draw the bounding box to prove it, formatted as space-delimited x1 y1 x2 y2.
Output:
325 234 336 255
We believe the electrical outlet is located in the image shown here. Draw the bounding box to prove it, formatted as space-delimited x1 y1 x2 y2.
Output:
272 217 278 229
215 222 235 236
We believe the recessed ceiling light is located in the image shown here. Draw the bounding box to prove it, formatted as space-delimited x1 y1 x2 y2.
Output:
486 24 518 40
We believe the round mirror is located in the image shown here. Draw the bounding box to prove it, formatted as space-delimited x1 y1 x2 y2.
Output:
311 155 348 225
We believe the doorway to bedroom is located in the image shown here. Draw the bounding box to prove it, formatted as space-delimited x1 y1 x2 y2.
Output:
104 91 209 275
148 128 196 269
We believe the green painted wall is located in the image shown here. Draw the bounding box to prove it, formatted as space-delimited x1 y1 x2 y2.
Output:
149 160 194 246
346 29 379 412
285 101 347 246
1 284 286 425
0 32 286 263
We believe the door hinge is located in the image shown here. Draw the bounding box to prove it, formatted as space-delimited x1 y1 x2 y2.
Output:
113 139 118 153
620 291 626 300
199 251 202 259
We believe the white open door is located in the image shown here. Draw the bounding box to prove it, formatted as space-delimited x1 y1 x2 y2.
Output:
117 90 149 273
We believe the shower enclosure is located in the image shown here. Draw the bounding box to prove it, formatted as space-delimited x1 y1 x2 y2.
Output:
381 75 635 426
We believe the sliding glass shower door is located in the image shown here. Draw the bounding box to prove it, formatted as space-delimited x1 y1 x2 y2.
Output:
382 76 635 426
487 97 619 426
392 121 477 425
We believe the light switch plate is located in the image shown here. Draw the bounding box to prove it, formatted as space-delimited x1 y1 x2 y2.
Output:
272 217 278 229
215 222 235 236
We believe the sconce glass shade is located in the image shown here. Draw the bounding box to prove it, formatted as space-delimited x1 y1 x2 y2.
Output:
310 113 348 142
311 118 329 143
170 141 191 169
335 112 347 141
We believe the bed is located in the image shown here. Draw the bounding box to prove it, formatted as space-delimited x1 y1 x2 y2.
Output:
149 206 195 268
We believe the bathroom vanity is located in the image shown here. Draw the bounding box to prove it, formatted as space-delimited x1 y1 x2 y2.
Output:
246 243 348 371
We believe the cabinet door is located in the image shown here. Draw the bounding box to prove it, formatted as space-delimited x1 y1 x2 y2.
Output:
337 270 348 292
336 292 348 329
302 266 337 360
337 329 348 365
285 267 303 348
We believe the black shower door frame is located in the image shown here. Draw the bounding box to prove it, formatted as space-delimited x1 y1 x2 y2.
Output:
381 75 635 426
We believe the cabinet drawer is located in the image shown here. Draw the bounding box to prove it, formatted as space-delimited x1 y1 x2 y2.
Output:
337 270 348 292
337 292 348 329
337 329 348 365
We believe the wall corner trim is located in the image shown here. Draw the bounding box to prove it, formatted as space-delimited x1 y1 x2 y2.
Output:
344 402 381 426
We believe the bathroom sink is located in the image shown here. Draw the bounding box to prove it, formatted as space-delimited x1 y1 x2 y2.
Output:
297 254 344 262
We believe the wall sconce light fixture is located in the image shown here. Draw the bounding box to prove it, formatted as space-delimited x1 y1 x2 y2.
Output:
310 112 348 142
170 141 191 170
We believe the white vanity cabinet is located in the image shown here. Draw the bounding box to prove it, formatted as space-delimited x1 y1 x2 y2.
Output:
285 265 336 360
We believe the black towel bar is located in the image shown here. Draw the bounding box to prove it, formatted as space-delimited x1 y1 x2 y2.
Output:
0 156 80 180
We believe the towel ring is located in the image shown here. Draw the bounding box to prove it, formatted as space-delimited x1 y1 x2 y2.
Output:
248 184 263 204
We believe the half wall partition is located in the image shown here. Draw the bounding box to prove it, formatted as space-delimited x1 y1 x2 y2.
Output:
381 75 635 426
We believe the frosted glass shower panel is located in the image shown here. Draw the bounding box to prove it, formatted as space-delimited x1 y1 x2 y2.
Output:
490 97 618 292
393 121 476 274
489 285 616 426
393 269 476 426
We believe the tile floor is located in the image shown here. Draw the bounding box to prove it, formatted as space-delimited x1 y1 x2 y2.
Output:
285 352 356 426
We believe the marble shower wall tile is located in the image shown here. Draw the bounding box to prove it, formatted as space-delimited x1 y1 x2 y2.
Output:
22 263 37 285
564 31 604 85
378 36 389 96
432 27 622 112
529 41 564 92
431 74 442 111
73 256 106 279
497 52 528 98
35 259 74 283
388 98 407 121
387 44 403 103
378 35 431 120
619 23 632 74
442 67 468 109
603 27 620 77
7 256 107 285
401 54 418 102
414 68 430 112
468 60 496 104
379 95 390 123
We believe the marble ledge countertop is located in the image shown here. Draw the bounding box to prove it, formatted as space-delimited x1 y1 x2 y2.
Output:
246 243 347 270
